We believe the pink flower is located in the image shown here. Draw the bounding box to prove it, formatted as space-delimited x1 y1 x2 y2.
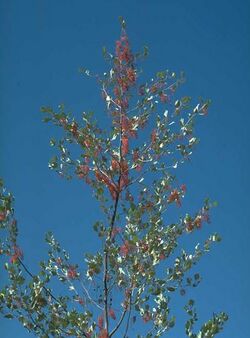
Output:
77 165 89 178
159 93 168 103
168 189 181 207
111 158 120 171
143 312 151 323
151 129 157 144
120 241 130 256
121 135 129 156
98 329 108 338
10 245 23 264
180 184 187 193
194 215 202 229
67 265 77 279
121 115 129 132
135 164 142 172
70 122 78 137
97 315 104 329
0 212 6 222
95 170 119 200
126 67 136 84
76 297 84 305
109 308 116 320
159 253 166 260
133 150 139 162
186 221 194 232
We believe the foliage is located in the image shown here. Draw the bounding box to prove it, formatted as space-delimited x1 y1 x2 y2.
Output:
0 19 227 338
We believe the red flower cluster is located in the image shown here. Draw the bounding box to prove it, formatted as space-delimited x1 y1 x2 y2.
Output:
111 157 120 171
116 69 136 92
59 117 68 127
109 308 116 320
10 245 23 264
95 170 119 200
120 240 133 257
180 184 186 193
0 211 6 222
159 92 168 103
121 135 129 156
70 122 79 137
77 164 89 179
76 297 84 305
121 116 137 138
119 160 129 190
132 150 142 171
115 96 129 110
67 265 77 279
159 252 166 260
98 329 108 338
126 67 136 84
143 312 151 323
151 129 157 144
115 33 133 64
168 189 181 207
97 315 104 329
185 209 210 232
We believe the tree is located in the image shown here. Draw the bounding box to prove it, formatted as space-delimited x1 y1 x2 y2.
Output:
0 18 227 338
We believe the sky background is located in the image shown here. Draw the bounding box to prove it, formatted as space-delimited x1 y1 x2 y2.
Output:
0 0 249 337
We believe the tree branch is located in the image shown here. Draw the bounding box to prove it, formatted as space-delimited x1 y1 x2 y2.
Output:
17 258 88 337
103 193 120 334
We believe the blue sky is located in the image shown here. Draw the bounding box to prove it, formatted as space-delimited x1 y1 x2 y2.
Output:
0 0 249 337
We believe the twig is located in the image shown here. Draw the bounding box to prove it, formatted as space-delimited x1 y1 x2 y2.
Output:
17 258 88 337
123 294 132 338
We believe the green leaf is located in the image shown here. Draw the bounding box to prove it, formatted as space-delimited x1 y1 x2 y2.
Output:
167 286 176 292
4 314 14 319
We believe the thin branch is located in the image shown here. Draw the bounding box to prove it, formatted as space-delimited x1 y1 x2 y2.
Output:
80 280 104 311
110 307 127 337
17 258 63 308
123 294 132 338
103 193 120 334
17 258 88 337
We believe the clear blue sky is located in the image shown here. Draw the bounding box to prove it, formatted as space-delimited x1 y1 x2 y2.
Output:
0 0 249 337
